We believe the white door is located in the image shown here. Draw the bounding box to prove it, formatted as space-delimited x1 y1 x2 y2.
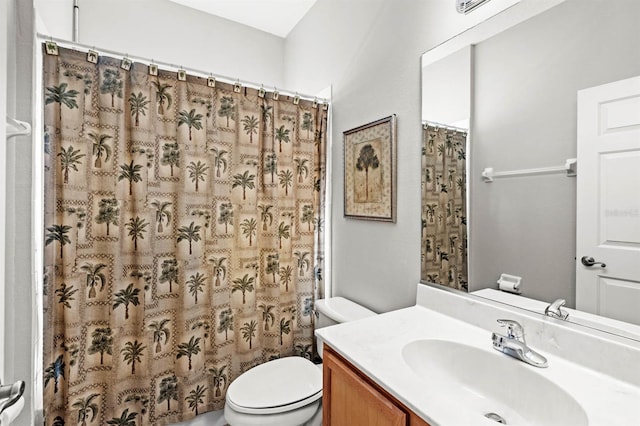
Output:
576 75 640 325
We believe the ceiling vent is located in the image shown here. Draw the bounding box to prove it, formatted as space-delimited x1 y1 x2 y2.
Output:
456 0 492 14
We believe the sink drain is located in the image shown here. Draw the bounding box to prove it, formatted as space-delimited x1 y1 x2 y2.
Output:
484 412 507 424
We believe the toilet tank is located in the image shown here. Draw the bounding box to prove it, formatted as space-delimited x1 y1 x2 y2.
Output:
314 297 376 358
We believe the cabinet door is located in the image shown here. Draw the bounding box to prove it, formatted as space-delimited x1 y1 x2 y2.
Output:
323 347 406 426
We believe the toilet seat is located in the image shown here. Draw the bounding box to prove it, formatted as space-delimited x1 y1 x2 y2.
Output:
226 357 322 415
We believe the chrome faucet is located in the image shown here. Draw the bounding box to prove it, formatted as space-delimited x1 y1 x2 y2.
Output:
492 319 548 368
545 298 569 320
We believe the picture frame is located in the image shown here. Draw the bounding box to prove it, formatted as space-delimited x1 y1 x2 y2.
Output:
177 69 187 81
148 64 159 76
343 115 397 222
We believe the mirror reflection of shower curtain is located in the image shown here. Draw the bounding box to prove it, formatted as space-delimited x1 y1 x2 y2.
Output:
41 45 328 425
421 125 468 291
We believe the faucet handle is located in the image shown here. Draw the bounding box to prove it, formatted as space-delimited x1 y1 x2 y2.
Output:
496 319 525 342
545 298 569 320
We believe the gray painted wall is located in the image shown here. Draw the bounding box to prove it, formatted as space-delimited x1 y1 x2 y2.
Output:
35 0 287 88
285 0 524 312
470 0 640 306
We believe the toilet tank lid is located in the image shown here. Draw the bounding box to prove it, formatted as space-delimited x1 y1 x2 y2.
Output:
315 297 376 323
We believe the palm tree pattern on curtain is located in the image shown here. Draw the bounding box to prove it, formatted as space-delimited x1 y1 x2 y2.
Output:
420 125 468 291
42 46 328 425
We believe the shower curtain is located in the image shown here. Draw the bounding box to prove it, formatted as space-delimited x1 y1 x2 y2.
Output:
420 124 468 291
42 45 327 425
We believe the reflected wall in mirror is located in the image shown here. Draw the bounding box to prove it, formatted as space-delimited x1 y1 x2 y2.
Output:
421 0 640 333
421 46 472 291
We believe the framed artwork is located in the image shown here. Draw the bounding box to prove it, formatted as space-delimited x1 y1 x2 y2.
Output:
343 115 397 222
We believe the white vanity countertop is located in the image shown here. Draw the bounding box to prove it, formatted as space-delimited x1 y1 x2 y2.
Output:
316 289 640 426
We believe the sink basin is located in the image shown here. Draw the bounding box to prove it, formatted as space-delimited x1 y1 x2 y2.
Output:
402 339 588 426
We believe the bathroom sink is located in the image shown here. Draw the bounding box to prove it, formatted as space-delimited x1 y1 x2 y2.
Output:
401 339 588 426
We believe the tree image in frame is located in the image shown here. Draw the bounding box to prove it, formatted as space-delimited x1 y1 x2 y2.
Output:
120 340 146 375
100 68 123 108
208 256 227 287
186 160 208 192
231 274 254 304
95 198 119 237
232 170 256 201
58 145 85 184
354 140 383 203
45 83 80 110
185 384 207 416
265 254 279 284
210 147 228 178
45 224 72 259
118 161 144 196
88 132 112 169
44 354 65 394
218 96 236 127
157 375 178 411
258 204 274 231
55 283 78 309
301 111 314 139
161 143 180 177
186 272 206 304
87 327 113 365
80 262 108 299
218 203 234 234
112 283 141 320
125 216 149 251
106 408 137 426
149 318 171 353
209 365 228 397
71 393 100 426
178 109 204 141
279 317 291 345
258 303 276 331
176 336 201 371
264 152 277 184
240 217 257 246
159 258 178 292
128 92 150 127
240 320 258 349
241 115 259 143
150 200 172 233
217 308 233 341
275 125 290 153
152 81 173 115
177 222 202 255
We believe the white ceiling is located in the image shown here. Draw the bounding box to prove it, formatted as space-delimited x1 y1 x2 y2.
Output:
169 0 318 38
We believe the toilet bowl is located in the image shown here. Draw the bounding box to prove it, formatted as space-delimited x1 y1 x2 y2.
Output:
224 297 376 426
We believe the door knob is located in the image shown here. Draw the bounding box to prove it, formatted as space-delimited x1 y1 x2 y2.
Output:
581 256 606 268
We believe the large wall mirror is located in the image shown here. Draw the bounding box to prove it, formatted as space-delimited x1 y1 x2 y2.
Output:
421 0 640 337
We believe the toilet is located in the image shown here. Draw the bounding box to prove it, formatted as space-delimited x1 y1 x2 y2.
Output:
223 297 377 426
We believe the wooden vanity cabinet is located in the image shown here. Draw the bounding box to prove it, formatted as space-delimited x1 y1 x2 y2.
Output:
323 345 430 426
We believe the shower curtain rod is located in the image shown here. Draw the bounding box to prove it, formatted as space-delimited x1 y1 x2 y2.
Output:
37 33 329 104
423 120 468 133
